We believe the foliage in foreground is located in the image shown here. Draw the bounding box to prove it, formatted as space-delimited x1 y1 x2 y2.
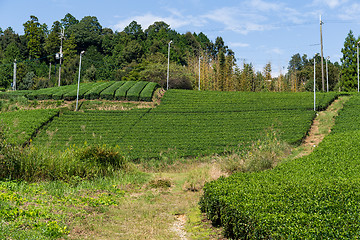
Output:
0 124 149 239
0 124 129 182
0 171 148 239
200 95 360 239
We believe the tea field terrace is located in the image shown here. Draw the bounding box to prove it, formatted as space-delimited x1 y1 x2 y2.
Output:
32 90 340 160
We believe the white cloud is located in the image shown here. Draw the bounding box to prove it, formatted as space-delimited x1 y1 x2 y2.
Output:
201 7 271 34
229 42 250 48
112 1 307 36
338 3 360 20
247 0 282 12
312 0 348 8
113 12 204 32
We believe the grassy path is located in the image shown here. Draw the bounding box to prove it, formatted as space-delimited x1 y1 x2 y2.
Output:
290 95 350 159
77 163 224 240
70 96 350 240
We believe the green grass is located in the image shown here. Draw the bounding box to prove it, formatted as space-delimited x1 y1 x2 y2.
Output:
0 171 149 239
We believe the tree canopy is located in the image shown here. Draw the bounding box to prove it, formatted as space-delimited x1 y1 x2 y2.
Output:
0 13 347 92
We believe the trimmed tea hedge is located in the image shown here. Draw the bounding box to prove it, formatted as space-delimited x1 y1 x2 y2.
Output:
84 82 114 100
33 90 341 160
100 81 125 100
114 81 136 100
63 83 98 101
0 81 159 102
200 94 360 239
1 109 60 145
140 82 160 102
126 81 148 101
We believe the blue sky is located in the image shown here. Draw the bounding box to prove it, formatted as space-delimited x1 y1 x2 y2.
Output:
1 0 360 75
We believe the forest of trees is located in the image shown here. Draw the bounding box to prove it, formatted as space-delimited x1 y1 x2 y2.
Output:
0 13 357 92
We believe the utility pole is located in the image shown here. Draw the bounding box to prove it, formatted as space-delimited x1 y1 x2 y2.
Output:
357 41 360 92
326 56 329 92
13 59 16 91
314 55 316 111
320 15 325 92
76 51 85 111
58 28 64 87
198 55 201 91
167 40 172 90
48 62 52 81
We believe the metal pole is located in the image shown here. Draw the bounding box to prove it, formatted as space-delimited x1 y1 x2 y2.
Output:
326 56 329 92
75 51 85 111
58 28 64 87
13 59 16 91
167 40 172 90
356 42 360 92
314 55 316 111
320 15 325 92
49 62 52 81
58 52 62 87
199 56 201 91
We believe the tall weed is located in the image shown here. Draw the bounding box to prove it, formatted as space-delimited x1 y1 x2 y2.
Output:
0 125 130 182
220 128 291 173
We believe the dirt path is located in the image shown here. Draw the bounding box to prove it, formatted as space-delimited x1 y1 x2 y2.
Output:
294 96 349 158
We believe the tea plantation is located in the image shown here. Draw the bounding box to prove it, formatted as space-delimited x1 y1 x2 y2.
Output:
200 94 360 239
0 81 159 102
32 90 340 160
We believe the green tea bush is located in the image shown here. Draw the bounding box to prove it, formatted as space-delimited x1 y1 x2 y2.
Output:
100 81 125 100
139 82 160 102
33 90 341 160
63 82 95 100
84 82 114 100
126 81 148 101
114 81 136 100
200 94 360 239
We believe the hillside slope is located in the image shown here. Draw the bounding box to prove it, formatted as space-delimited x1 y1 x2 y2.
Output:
32 90 340 160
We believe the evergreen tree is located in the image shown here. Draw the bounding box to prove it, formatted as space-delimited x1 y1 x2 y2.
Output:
23 15 46 59
44 21 62 62
61 13 79 32
340 30 358 91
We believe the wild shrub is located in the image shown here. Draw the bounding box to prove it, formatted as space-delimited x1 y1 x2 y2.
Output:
75 145 127 169
0 125 23 180
219 128 291 174
0 124 129 182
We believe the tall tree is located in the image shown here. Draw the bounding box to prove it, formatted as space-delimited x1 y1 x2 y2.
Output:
23 15 46 59
124 21 144 40
44 21 62 62
340 30 358 91
3 42 21 63
68 16 102 50
0 27 23 54
61 13 79 32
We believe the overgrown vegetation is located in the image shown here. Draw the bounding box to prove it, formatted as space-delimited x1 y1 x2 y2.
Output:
0 126 130 182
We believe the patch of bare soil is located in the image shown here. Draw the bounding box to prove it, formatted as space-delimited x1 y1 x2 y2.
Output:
172 214 187 240
296 97 347 158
